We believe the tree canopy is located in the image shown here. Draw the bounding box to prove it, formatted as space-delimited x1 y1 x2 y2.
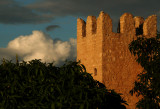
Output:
0 58 126 109
129 34 160 109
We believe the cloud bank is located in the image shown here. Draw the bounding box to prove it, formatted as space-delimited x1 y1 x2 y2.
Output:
1 0 159 25
0 0 53 24
0 31 77 66
26 0 160 17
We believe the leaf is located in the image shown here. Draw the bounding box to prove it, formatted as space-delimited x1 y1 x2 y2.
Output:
79 104 84 109
51 87 54 92
40 70 43 77
51 102 56 109
35 68 38 76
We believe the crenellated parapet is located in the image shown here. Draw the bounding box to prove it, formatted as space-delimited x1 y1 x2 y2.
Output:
77 11 157 38
77 11 113 37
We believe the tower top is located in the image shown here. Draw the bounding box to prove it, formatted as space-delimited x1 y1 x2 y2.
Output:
77 11 157 38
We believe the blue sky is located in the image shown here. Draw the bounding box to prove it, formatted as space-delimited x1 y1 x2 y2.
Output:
0 0 160 66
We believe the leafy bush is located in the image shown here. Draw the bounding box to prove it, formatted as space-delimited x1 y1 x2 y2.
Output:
129 34 160 109
0 57 126 109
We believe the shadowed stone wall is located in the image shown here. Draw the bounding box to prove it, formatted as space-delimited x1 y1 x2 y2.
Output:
77 11 157 109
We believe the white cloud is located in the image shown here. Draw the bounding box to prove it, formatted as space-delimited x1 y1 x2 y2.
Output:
0 30 77 66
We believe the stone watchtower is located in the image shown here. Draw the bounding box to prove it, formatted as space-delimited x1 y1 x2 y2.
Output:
77 11 157 109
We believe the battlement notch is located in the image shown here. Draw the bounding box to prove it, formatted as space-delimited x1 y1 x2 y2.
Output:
134 16 144 35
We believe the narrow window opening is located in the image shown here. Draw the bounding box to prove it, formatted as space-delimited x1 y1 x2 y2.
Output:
94 68 97 76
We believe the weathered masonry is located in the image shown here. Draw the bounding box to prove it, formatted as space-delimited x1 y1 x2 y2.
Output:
77 11 157 109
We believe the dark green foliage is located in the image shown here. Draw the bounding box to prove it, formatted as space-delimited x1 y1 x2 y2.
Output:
129 34 160 109
0 57 126 109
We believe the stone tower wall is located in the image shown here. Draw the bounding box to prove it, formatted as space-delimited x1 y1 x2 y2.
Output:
77 11 157 109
